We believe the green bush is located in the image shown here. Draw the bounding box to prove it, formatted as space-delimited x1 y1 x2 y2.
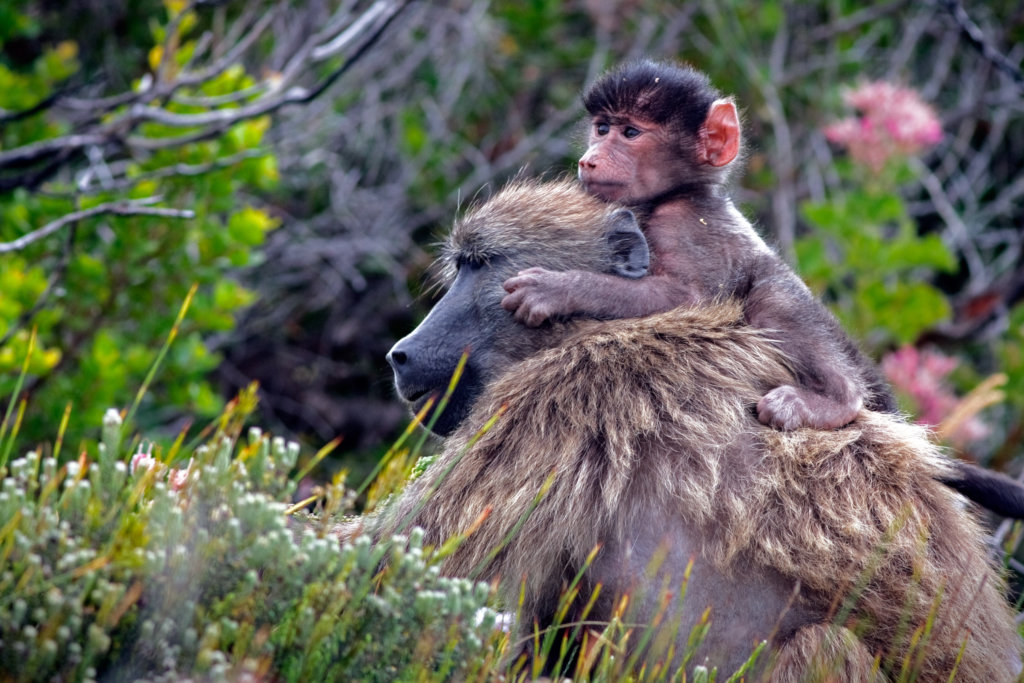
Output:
0 401 497 682
0 1 278 451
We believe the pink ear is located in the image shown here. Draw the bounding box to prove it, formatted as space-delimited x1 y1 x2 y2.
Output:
699 99 740 167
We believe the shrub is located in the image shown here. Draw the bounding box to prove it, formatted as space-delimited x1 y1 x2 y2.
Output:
0 400 497 682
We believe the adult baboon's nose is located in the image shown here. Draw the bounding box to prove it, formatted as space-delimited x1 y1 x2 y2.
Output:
387 339 425 402
386 346 407 370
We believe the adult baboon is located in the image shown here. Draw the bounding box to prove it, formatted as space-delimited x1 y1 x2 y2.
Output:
373 179 1021 679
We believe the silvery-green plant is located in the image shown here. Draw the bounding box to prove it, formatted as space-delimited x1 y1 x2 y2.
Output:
0 405 497 682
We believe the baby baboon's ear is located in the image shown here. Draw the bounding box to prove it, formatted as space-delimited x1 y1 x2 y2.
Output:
604 208 649 279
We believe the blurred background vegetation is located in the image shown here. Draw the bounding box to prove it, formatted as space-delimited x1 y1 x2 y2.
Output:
1 1 1023 679
2 0 1023 480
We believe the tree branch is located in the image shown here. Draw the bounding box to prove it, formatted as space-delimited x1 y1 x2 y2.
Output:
0 199 195 254
0 0 411 192
939 0 1024 90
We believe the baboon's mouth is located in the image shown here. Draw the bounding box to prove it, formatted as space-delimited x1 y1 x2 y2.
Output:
405 389 428 403
393 377 433 405
403 387 443 408
580 179 625 202
582 178 621 188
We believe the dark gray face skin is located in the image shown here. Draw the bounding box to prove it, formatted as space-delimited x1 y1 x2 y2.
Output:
386 261 514 436
386 209 649 436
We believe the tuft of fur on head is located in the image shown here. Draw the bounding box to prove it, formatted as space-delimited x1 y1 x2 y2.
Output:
583 59 720 134
440 178 625 281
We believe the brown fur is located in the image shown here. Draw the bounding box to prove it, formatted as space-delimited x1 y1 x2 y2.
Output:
443 178 620 280
374 180 1022 680
771 625 881 682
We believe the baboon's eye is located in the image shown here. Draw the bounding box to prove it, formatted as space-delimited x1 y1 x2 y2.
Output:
624 126 641 139
595 122 610 136
457 254 492 271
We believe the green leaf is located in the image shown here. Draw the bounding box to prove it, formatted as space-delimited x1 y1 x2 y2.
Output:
227 207 278 247
800 200 841 231
400 109 428 155
886 234 956 272
213 279 256 311
858 281 951 345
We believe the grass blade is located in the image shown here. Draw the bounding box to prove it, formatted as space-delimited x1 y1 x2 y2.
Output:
0 327 36 468
122 282 198 433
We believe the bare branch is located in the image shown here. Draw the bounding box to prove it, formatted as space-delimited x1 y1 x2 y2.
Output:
0 0 410 194
174 10 278 91
806 0 905 42
57 4 274 118
127 96 290 128
939 0 1024 89
286 0 412 106
910 157 989 294
171 83 268 107
0 134 108 168
74 149 269 195
155 1 203 86
0 199 195 254
977 172 1024 226
0 87 68 124
312 0 395 61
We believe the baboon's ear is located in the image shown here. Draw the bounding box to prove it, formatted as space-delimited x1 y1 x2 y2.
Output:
604 208 649 279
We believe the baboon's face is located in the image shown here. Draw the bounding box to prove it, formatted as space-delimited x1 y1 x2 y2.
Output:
386 184 648 435
386 254 527 435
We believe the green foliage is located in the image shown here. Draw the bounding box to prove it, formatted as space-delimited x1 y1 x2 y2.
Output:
0 403 496 682
796 178 955 351
996 303 1024 411
0 3 279 450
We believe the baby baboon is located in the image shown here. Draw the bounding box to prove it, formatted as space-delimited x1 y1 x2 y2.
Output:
502 60 881 431
377 179 1022 680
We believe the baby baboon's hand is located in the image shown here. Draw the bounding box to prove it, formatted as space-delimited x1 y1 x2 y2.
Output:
502 267 572 327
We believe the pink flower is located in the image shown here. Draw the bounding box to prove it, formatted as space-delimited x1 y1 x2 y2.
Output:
882 345 988 446
130 451 194 492
825 81 942 170
169 460 193 491
130 452 158 474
